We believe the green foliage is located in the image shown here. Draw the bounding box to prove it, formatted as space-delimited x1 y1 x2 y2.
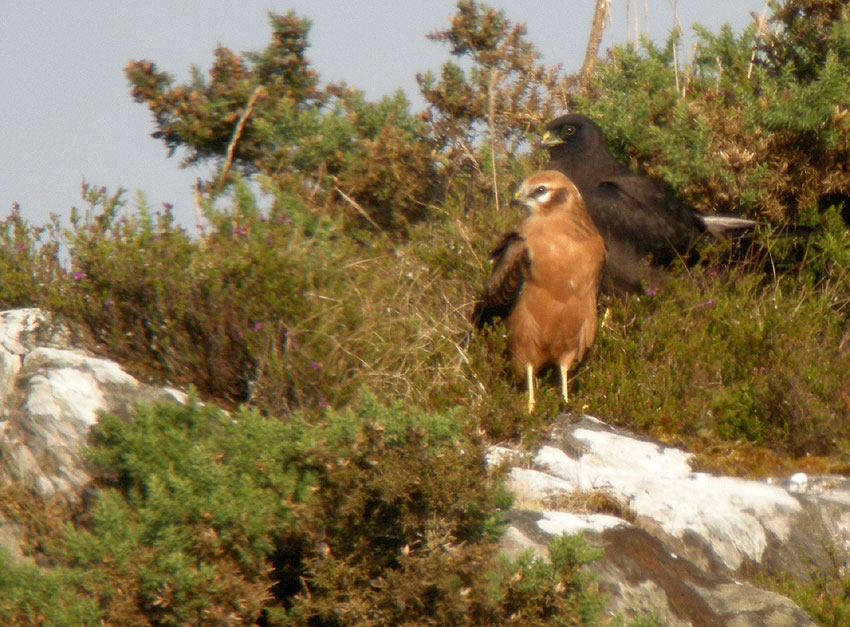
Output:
0 203 62 309
569 0 850 224
763 543 850 626
418 0 569 207
486 535 604 625
584 256 850 460
126 12 433 232
0 395 610 624
0 551 101 625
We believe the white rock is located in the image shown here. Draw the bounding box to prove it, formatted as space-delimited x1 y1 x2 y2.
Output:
536 511 628 536
531 425 801 570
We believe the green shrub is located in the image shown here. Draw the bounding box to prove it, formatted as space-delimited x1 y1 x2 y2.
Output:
0 394 613 624
0 551 101 625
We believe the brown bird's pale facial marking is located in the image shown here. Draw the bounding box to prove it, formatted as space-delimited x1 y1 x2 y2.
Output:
513 171 582 217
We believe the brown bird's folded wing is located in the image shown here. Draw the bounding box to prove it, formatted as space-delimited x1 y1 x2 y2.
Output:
470 231 530 329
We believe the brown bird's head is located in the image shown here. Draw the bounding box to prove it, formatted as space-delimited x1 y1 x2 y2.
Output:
511 170 583 216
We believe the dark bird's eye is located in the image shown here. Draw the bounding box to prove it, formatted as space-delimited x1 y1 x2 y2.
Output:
562 124 577 137
532 185 548 197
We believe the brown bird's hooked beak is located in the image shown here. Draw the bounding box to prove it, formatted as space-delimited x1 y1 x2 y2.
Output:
510 191 525 209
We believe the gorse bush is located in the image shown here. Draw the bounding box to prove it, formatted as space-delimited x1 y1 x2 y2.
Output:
126 12 434 233
0 394 609 625
570 0 850 225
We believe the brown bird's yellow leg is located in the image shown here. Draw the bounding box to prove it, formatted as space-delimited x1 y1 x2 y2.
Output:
526 363 535 413
560 364 569 404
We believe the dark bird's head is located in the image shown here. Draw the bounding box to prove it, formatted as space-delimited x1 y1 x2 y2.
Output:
541 113 603 151
541 113 618 188
511 170 583 217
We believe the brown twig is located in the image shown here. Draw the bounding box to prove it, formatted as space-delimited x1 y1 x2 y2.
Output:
192 178 208 240
487 68 502 214
215 85 265 194
334 184 385 232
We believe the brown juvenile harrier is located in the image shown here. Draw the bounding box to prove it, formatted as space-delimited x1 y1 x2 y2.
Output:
543 113 757 293
471 170 605 412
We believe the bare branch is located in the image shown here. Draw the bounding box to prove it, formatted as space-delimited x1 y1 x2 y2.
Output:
580 0 611 85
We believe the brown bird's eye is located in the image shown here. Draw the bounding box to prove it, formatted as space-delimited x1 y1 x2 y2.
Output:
563 124 577 137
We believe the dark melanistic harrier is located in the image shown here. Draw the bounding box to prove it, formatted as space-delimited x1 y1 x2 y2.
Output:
471 171 605 412
543 113 757 293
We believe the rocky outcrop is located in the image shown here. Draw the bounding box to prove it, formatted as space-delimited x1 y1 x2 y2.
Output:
490 415 850 625
0 308 183 500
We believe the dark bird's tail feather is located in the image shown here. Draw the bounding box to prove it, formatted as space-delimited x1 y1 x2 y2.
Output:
702 214 815 240
701 214 760 239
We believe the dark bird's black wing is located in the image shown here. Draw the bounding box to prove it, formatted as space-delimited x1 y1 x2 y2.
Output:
470 232 530 328
583 175 709 292
592 174 707 265
543 113 761 292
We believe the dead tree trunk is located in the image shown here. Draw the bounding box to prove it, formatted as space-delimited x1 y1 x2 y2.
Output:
580 0 610 85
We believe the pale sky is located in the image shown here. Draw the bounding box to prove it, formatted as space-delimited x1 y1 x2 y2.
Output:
1 1 767 232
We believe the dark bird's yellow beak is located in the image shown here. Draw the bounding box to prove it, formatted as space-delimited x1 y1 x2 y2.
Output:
541 130 563 147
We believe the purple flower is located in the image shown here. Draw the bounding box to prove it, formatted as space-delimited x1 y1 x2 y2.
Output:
15 244 26 251
71 271 87 281
162 202 173 212
319 397 329 409
701 298 717 309
309 361 323 371
104 300 115 307
252 322 263 331
645 284 659 297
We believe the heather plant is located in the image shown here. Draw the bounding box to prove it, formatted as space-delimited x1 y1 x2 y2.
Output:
0 203 62 309
0 0 845 460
